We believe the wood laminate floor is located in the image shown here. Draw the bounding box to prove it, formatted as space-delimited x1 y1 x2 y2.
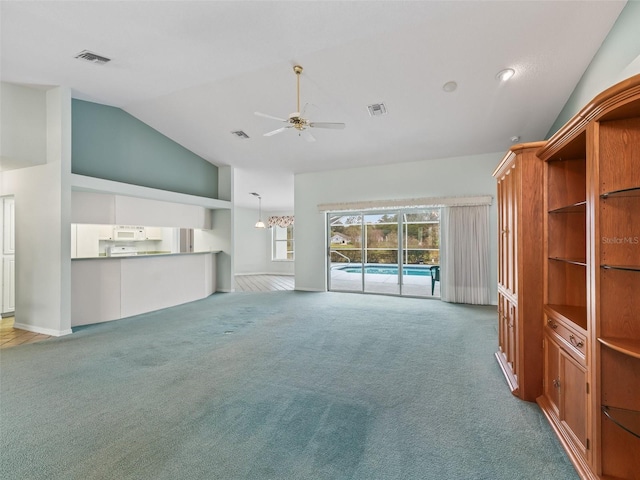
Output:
0 316 51 349
235 275 295 292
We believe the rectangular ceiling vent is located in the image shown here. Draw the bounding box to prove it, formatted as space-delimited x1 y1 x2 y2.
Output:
367 103 388 117
231 130 250 139
74 50 111 65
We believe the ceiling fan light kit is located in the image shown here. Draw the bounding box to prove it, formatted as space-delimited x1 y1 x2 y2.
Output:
255 65 345 142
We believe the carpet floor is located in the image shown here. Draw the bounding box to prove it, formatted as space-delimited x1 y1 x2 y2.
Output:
0 291 577 480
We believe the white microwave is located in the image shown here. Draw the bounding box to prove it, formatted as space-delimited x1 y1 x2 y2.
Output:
113 226 145 241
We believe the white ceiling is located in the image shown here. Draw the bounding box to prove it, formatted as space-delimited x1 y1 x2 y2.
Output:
0 1 626 210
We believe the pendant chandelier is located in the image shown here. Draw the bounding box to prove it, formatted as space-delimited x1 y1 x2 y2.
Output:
251 193 266 228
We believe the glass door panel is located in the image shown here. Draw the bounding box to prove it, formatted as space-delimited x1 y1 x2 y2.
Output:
328 214 363 292
401 210 440 297
363 213 400 295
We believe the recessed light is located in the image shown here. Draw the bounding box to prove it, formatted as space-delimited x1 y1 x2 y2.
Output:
442 81 457 92
511 136 520 143
496 68 515 82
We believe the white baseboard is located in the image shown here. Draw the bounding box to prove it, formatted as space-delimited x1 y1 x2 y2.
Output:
13 322 73 337
293 287 325 292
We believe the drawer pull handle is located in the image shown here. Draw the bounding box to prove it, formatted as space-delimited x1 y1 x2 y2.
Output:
570 335 584 348
547 319 558 329
552 378 561 388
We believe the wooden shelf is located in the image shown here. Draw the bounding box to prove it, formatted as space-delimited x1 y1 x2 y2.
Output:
548 201 586 214
598 337 640 359
539 74 640 480
602 406 640 439
545 304 588 331
601 186 640 199
549 257 587 267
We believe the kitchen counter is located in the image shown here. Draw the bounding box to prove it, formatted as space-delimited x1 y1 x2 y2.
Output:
72 250 221 260
71 251 219 326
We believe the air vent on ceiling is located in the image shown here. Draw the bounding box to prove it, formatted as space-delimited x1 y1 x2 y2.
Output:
231 130 250 139
74 50 111 65
367 103 387 117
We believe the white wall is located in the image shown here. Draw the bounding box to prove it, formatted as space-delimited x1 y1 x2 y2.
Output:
0 82 47 171
234 206 270 274
547 1 640 136
233 207 295 276
0 86 73 336
294 152 501 302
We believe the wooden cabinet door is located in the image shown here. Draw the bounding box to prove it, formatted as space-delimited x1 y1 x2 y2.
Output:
498 293 517 372
499 166 518 294
506 298 518 373
543 334 561 416
543 332 588 458
559 348 588 456
497 292 507 357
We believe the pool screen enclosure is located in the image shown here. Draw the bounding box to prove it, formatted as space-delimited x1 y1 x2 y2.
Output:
328 209 440 297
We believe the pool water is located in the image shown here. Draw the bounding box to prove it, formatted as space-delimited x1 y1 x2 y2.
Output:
340 265 433 277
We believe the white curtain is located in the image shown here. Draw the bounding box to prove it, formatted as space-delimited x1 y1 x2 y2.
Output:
440 205 491 305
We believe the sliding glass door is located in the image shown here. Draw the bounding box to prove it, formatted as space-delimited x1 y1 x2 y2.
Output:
363 213 400 295
328 209 440 297
329 214 363 292
401 211 440 297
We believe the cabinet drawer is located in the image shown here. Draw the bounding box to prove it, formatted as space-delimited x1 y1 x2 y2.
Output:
545 316 586 363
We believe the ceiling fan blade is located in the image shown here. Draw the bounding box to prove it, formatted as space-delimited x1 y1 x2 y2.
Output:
263 126 290 137
308 122 346 130
300 129 316 142
255 111 288 122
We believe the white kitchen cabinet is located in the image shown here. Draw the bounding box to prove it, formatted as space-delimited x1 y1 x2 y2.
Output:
144 227 163 240
98 224 114 240
75 224 101 258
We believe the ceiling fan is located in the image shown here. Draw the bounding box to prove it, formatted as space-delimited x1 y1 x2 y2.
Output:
255 65 345 142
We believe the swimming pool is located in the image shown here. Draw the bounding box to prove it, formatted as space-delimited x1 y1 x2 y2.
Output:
338 265 433 277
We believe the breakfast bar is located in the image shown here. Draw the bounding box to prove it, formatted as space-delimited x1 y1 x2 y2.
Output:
71 251 219 327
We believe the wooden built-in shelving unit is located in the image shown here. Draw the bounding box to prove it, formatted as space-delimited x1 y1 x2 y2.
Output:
534 74 640 480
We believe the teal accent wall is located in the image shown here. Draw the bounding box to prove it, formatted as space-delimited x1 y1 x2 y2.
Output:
72 99 218 199
547 1 640 137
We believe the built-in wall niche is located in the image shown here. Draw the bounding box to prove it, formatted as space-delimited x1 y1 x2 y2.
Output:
71 224 218 258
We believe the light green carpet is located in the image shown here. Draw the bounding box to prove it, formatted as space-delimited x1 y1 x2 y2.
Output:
0 291 577 479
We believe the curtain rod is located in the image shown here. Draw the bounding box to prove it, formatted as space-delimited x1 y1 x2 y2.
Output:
317 195 492 212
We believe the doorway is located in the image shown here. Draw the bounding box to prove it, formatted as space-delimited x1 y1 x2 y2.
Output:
328 208 440 297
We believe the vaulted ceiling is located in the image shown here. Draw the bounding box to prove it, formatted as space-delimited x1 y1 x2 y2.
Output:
0 1 626 209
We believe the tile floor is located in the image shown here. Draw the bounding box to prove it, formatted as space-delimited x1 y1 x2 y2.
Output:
0 316 51 349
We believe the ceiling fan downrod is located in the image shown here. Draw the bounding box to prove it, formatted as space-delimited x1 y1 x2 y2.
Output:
294 65 303 114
